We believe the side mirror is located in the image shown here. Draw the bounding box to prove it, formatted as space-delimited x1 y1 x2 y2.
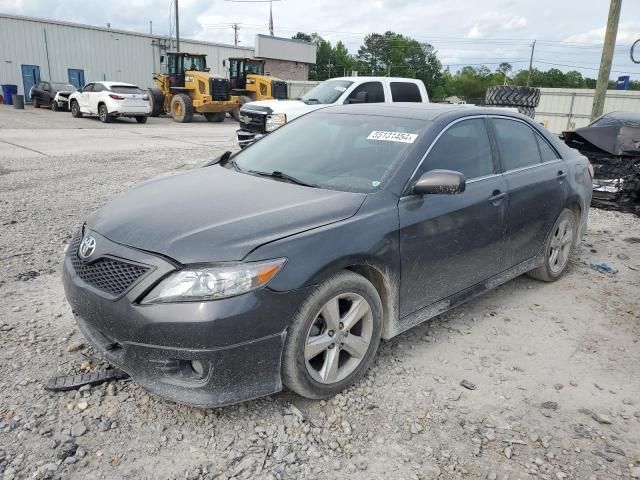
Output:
413 169 466 195
76 87 83 93
346 91 368 104
223 59 226 67
160 55 165 63
203 150 233 167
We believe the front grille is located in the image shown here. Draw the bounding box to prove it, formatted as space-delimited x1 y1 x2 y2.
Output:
69 233 150 297
210 78 230 101
271 80 288 100
240 109 267 133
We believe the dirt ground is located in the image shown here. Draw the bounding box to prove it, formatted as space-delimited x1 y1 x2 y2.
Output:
1 105 639 480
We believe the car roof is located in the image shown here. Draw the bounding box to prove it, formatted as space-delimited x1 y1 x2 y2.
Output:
320 102 530 122
93 81 139 88
328 76 424 83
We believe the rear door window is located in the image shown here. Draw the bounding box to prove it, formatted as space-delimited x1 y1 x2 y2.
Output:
390 82 422 102
491 118 542 171
346 82 385 103
536 135 560 162
421 118 495 180
110 86 145 95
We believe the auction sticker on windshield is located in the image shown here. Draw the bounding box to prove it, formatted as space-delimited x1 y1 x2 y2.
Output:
367 131 418 144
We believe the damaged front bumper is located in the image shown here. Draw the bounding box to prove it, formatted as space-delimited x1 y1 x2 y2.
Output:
61 230 305 407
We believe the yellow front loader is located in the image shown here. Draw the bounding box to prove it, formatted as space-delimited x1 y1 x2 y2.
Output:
149 52 238 123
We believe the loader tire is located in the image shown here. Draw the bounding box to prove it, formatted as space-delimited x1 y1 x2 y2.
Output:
231 95 253 122
171 94 194 123
204 112 226 123
148 88 164 117
485 85 541 108
517 106 536 118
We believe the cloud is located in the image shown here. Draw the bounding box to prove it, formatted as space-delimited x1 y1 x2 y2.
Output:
565 21 640 45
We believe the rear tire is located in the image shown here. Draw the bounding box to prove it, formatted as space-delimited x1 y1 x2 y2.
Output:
98 104 112 123
135 116 148 124
148 88 164 117
70 100 82 118
204 112 226 123
527 208 577 282
171 94 194 123
231 95 253 121
282 271 382 400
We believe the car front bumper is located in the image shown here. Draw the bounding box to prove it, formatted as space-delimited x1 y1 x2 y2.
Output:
62 229 306 407
236 129 264 148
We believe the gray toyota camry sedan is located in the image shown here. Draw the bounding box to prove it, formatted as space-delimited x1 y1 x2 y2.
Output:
62 103 592 407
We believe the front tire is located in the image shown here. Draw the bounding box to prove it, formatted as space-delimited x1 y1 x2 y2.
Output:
98 104 112 123
171 94 194 123
33 98 40 108
70 101 82 118
135 116 148 124
282 271 382 400
51 101 59 112
527 208 577 282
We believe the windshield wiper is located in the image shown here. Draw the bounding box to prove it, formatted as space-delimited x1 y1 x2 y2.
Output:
248 170 318 188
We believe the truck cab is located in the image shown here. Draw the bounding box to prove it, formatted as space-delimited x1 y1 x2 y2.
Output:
236 76 429 148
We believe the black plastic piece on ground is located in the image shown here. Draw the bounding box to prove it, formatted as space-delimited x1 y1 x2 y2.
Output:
45 368 129 392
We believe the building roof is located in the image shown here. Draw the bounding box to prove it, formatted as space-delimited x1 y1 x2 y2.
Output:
0 13 253 52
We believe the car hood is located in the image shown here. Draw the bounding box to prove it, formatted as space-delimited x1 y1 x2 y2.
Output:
243 99 329 121
87 165 365 263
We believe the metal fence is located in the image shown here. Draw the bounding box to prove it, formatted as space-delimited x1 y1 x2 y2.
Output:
535 87 640 134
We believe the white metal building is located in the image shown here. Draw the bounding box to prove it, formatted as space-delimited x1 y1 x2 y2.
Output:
0 13 254 100
536 87 640 134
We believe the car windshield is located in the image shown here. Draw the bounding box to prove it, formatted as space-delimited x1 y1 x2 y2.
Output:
299 80 354 104
183 55 207 72
51 83 76 91
110 85 145 95
231 112 428 193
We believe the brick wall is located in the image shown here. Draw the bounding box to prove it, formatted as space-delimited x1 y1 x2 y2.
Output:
263 59 309 81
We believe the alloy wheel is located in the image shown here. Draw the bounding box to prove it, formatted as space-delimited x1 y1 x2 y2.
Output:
548 218 573 274
304 293 373 384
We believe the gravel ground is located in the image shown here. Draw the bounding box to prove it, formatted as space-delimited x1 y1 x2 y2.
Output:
1 106 639 480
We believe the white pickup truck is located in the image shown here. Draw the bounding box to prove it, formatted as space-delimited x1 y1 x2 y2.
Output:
236 76 429 147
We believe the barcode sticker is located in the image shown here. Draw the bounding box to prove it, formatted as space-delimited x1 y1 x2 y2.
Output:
367 131 418 144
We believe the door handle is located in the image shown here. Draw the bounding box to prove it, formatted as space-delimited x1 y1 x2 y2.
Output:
488 190 506 203
557 169 567 179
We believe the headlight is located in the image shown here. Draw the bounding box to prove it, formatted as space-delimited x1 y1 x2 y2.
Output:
265 113 286 132
141 258 286 304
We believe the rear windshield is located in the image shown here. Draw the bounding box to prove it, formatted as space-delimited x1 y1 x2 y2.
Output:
109 85 145 94
50 82 76 91
232 112 429 193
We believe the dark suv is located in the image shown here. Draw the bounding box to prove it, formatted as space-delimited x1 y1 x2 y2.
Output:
62 104 592 407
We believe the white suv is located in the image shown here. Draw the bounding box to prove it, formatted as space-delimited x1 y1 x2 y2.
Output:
69 81 151 123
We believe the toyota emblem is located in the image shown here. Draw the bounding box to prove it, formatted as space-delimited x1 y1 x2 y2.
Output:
78 236 97 259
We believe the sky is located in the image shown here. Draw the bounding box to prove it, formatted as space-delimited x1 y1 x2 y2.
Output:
2 0 640 79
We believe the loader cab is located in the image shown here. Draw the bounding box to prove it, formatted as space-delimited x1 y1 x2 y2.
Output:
166 52 208 88
228 58 265 90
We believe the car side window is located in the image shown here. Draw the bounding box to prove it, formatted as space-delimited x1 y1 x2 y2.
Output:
536 135 560 162
390 82 422 102
92 84 104 92
83 83 94 92
492 118 542 171
346 82 385 103
43 82 50 91
421 118 495 180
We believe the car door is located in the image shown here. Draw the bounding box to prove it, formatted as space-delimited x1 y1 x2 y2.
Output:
31 82 43 104
398 116 508 316
489 116 568 267
343 81 385 104
88 83 104 114
79 83 94 112
42 82 53 105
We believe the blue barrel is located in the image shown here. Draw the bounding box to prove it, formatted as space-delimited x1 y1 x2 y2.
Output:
2 84 18 105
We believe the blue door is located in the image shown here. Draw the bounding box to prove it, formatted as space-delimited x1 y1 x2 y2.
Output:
21 64 41 101
68 69 85 89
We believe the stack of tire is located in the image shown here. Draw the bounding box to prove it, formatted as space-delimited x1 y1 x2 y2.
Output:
485 85 541 119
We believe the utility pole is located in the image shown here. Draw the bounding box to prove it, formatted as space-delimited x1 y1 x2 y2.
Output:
175 0 180 52
232 23 240 46
526 40 536 87
591 0 623 120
